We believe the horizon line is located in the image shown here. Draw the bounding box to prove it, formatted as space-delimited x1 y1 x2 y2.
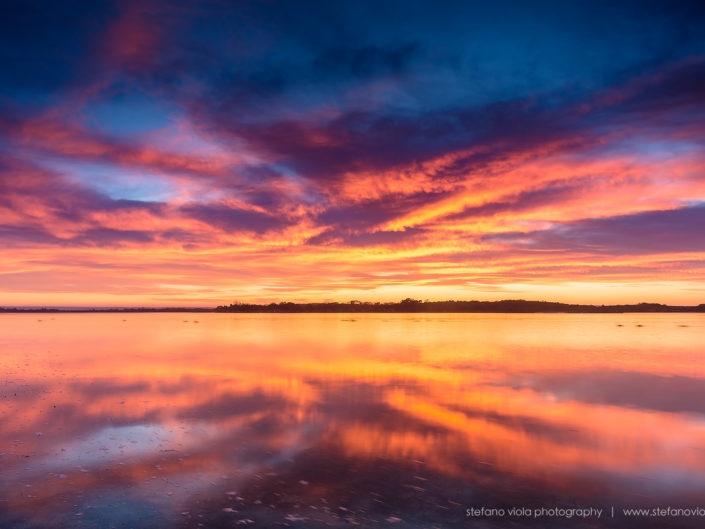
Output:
2 298 704 313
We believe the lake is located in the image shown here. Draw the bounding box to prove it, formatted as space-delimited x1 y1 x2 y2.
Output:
1 313 704 528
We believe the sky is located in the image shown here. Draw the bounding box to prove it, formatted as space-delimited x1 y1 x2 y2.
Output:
1 0 705 307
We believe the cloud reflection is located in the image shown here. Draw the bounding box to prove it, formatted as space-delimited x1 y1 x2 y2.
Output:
2 314 705 527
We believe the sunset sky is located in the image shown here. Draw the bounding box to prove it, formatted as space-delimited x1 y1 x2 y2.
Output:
2 0 705 307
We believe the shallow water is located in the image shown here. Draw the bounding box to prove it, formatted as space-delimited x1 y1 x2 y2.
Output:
1 313 704 528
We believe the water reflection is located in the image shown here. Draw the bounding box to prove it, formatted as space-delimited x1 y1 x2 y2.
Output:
1 313 704 528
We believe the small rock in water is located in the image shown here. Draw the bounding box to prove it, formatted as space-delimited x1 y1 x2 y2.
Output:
222 508 237 513
386 516 403 523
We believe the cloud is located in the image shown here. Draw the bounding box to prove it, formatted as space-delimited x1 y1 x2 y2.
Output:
509 369 705 415
487 204 705 255
312 42 421 79
442 180 585 222
2 1 705 303
179 203 294 235
318 190 451 231
308 227 426 247
0 0 113 96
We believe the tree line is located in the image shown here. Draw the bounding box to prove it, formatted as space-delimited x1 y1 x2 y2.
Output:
214 299 705 313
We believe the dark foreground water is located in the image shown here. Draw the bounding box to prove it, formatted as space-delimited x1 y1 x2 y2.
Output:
1 313 704 528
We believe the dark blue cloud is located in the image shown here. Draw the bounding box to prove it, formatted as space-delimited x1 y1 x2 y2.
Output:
197 55 705 187
0 225 160 249
3 0 705 180
179 203 293 234
312 42 421 79
2 0 705 256
487 204 705 255
318 191 451 231
0 0 116 99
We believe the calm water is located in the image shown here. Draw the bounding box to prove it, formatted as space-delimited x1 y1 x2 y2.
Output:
1 313 704 528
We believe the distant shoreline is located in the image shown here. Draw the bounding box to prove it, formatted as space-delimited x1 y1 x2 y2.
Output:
2 299 704 314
